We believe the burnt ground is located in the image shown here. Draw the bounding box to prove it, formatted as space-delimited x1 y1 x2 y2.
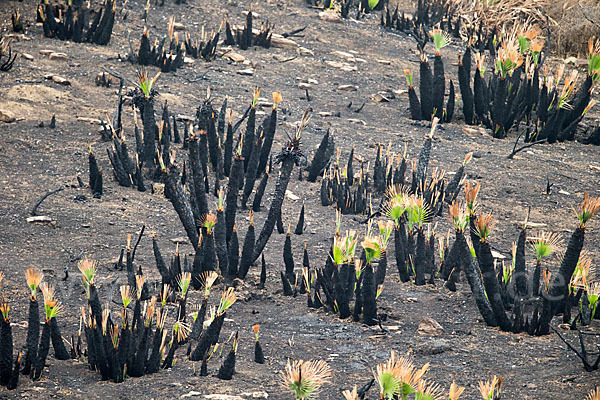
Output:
1 0 600 398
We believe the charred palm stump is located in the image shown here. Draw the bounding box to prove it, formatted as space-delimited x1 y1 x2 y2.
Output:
190 314 225 361
444 152 471 204
458 48 474 124
227 225 240 279
538 226 586 335
252 166 270 212
294 204 305 235
333 264 351 319
432 54 446 120
454 230 497 326
242 97 258 172
281 271 294 296
22 297 40 376
254 337 264 364
394 223 410 282
445 81 455 123
414 228 427 286
242 132 264 207
49 317 71 360
202 228 218 274
477 239 512 331
257 94 281 178
7 352 21 390
253 115 307 263
224 112 234 176
283 230 296 284
419 54 434 120
237 213 255 280
415 124 434 188
376 250 387 286
131 89 158 172
259 253 267 289
215 202 229 277
226 151 244 243
473 64 489 126
31 322 50 381
514 226 528 297
190 299 207 341
0 310 13 386
307 129 334 182
153 235 173 288
362 263 377 326
163 165 200 248
217 334 237 380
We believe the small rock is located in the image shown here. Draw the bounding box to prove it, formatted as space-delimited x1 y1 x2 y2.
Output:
298 46 314 56
52 75 71 85
77 117 103 125
491 250 506 260
0 109 16 123
372 93 390 102
319 10 342 23
181 391 202 399
318 112 333 117
415 339 452 355
237 68 254 76
325 60 357 72
184 57 195 64
285 190 300 201
21 53 34 61
203 395 244 400
170 237 188 244
240 392 268 399
39 49 54 56
298 82 311 90
49 52 68 61
270 35 299 50
337 84 358 91
332 50 356 63
152 183 165 196
377 59 391 65
26 216 53 223
347 118 366 125
172 22 185 31
417 317 444 336
224 52 246 63
559 189 570 195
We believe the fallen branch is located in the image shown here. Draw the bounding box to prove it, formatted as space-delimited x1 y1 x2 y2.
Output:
30 187 64 216
551 326 600 372
508 131 546 159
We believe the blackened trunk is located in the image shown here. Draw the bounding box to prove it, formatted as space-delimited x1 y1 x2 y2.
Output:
0 318 13 385
215 210 229 276
362 264 377 326
238 222 255 279
22 299 39 375
226 156 243 243
227 226 240 279
394 224 409 282
477 241 512 330
217 347 236 380
50 318 71 360
307 130 333 182
163 167 199 248
419 59 434 120
455 231 497 326
258 108 277 177
31 323 50 381
254 341 264 363
538 227 585 335
433 54 445 120
514 228 527 297
253 157 296 262
252 168 269 211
